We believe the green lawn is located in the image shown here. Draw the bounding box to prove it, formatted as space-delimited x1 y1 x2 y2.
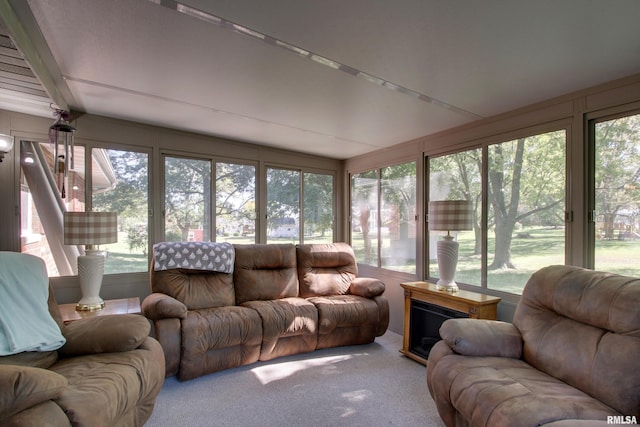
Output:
103 232 147 274
102 229 640 294
353 227 640 295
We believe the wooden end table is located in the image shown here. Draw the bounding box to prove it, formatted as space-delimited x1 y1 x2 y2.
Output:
400 281 501 365
59 297 141 324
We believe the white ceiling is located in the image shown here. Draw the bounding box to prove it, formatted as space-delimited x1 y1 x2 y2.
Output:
2 0 640 159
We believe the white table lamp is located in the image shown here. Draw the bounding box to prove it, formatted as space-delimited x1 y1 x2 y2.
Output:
428 200 473 292
64 211 117 311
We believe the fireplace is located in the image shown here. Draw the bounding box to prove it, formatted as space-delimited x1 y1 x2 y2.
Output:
408 299 468 360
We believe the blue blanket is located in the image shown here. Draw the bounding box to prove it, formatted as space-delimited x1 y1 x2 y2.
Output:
0 252 66 355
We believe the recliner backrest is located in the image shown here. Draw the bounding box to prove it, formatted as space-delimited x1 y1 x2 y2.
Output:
233 244 298 304
296 242 358 298
513 265 640 416
150 262 235 310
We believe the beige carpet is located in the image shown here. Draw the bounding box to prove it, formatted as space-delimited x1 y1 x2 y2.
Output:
146 331 445 427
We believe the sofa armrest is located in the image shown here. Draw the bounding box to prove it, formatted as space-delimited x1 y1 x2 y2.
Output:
59 314 150 357
440 318 523 358
349 277 385 298
141 293 188 321
0 365 68 420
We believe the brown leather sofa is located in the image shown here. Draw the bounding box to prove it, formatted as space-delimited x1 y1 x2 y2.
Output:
0 253 165 427
142 242 389 381
427 265 640 427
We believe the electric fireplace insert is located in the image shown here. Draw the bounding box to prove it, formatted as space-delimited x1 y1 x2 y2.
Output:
408 299 468 360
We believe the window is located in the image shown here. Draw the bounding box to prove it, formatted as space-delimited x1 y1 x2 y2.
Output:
429 149 481 286
486 131 566 293
267 168 300 243
164 157 258 244
92 149 149 274
381 163 417 273
303 172 334 244
266 167 334 244
164 156 212 241
20 143 150 276
216 162 256 243
591 112 640 276
427 130 566 295
351 162 417 273
351 170 379 266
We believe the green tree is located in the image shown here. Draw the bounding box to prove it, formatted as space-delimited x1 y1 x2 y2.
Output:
266 168 300 239
92 150 149 254
595 115 640 239
430 131 565 271
216 163 255 236
93 150 148 223
164 157 211 241
487 132 565 270
303 173 333 238
430 150 482 254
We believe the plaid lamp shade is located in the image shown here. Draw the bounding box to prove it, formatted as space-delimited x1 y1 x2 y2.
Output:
428 200 473 231
63 211 118 245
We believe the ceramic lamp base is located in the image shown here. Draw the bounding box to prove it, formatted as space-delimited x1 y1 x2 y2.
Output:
436 235 459 292
76 253 105 311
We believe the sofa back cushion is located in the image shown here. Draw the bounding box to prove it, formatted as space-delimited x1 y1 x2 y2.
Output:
296 243 358 298
233 244 298 304
150 265 235 310
513 265 640 416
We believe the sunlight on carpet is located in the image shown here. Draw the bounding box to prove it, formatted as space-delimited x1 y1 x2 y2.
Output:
251 353 357 384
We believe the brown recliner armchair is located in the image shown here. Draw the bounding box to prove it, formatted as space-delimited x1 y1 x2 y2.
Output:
0 252 165 427
427 265 640 427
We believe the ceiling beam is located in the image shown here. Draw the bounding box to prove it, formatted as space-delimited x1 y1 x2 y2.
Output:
0 0 74 113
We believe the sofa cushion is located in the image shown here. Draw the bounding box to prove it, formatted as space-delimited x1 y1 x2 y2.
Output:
0 365 68 420
50 338 164 427
233 244 298 304
180 306 262 380
514 265 640 416
308 295 379 349
429 353 620 427
297 243 357 297
242 298 318 360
